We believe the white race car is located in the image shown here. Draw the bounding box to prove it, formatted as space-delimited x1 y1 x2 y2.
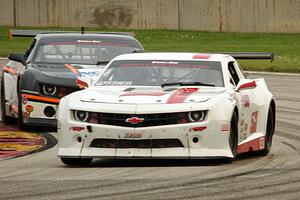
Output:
57 52 275 165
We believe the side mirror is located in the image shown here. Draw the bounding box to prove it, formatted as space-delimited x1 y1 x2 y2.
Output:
8 53 27 66
236 80 256 92
76 76 92 89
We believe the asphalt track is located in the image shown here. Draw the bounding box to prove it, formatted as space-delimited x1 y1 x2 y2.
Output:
0 58 300 199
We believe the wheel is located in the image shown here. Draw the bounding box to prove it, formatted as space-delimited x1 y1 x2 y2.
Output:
60 158 93 166
17 86 26 130
1 74 14 124
225 111 238 163
256 106 275 156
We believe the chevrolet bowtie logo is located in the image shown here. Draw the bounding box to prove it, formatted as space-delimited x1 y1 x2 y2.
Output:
126 117 144 124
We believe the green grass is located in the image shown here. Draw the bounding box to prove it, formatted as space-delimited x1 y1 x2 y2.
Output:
1 26 299 72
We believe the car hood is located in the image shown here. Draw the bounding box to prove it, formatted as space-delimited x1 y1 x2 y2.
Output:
79 86 226 104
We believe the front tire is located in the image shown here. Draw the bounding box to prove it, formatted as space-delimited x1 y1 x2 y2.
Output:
1 74 14 124
224 111 238 163
17 87 26 130
60 158 93 166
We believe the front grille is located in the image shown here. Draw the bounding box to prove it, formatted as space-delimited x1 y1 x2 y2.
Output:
97 112 187 127
90 139 184 148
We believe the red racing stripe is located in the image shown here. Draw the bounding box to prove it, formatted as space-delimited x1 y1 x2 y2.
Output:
167 88 199 104
192 54 212 59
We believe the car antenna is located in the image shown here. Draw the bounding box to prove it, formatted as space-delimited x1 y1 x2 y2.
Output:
81 27 85 34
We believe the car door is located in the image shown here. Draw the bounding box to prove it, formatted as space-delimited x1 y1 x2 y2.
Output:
227 61 260 142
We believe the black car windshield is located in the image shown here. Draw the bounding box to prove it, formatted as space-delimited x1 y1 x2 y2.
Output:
96 60 224 87
32 37 141 65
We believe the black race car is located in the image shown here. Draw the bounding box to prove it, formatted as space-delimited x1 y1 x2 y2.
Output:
1 30 144 129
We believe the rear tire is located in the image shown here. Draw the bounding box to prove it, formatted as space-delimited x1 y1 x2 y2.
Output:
1 74 14 124
256 106 275 156
60 158 93 166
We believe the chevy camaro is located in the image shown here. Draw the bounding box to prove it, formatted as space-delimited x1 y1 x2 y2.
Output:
57 52 275 165
1 30 143 129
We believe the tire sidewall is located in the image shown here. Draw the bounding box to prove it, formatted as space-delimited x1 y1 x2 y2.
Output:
229 111 238 158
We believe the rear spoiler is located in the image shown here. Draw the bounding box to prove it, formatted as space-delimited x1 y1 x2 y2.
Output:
8 28 135 39
221 52 274 62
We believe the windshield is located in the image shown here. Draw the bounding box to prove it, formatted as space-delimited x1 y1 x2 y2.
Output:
96 60 224 87
32 37 141 65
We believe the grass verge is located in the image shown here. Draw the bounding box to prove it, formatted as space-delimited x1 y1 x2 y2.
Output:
0 26 299 72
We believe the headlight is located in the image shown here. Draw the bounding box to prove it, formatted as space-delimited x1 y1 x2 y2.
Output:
74 110 90 122
73 111 98 123
42 85 57 96
188 111 206 122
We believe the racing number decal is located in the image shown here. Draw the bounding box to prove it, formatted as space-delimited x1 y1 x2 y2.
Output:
250 111 258 133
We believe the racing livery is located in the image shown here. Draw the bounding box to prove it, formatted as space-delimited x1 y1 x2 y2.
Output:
1 31 144 129
57 52 275 165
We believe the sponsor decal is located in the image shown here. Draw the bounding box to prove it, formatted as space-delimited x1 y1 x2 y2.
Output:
250 111 258 133
152 61 179 65
125 132 142 138
240 119 248 134
189 126 207 132
69 126 85 132
241 95 250 108
97 80 133 86
77 40 102 44
79 71 97 77
126 117 144 124
221 123 230 132
25 105 34 113
120 92 165 97
48 41 131 47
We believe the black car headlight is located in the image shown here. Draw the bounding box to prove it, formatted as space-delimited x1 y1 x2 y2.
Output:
177 110 207 124
74 110 90 122
42 84 57 96
73 110 98 123
41 84 79 98
188 111 206 122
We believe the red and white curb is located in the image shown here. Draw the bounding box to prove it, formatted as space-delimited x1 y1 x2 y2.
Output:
0 125 46 159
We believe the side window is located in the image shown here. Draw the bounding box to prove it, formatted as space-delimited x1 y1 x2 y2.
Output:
228 61 240 85
234 61 246 79
24 39 36 60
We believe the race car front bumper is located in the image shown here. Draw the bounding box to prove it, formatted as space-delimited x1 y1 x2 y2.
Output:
21 92 59 127
58 119 233 159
